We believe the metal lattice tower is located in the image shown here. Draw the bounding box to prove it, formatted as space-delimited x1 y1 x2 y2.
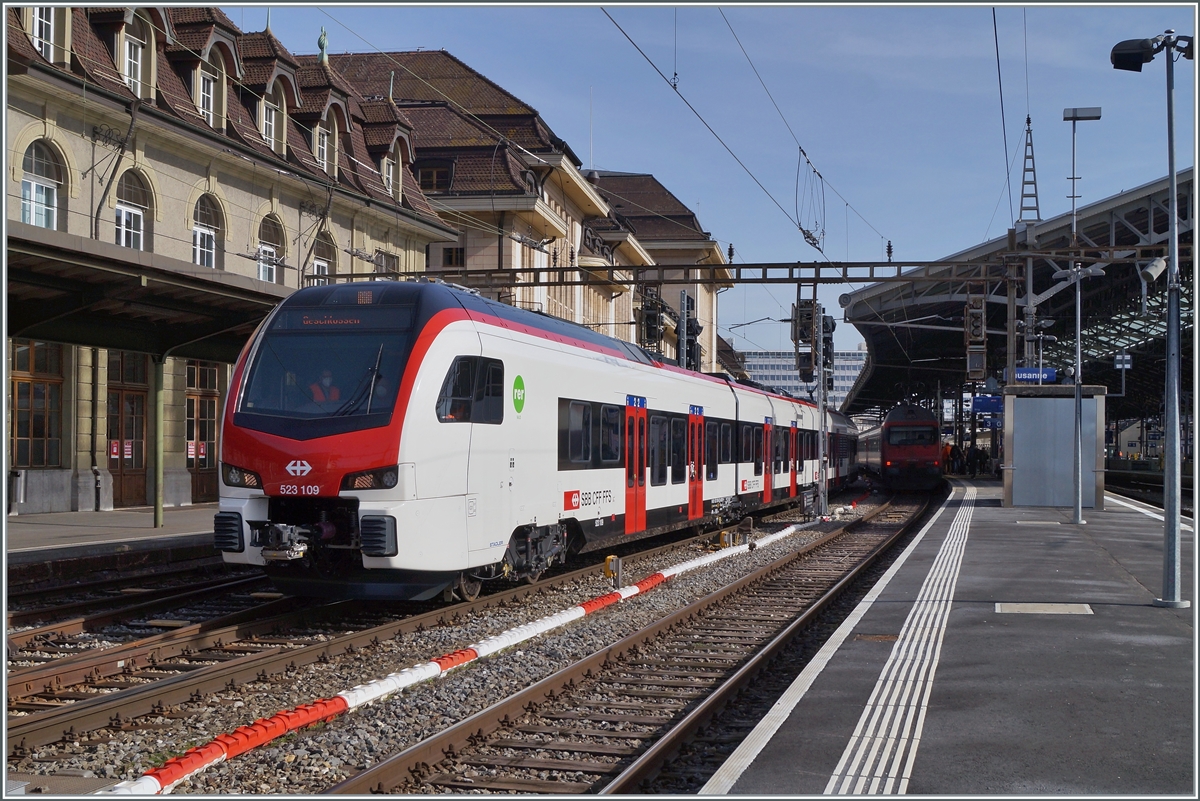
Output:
1019 115 1041 222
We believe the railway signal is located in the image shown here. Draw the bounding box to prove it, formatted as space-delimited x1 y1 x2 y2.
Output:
964 297 986 344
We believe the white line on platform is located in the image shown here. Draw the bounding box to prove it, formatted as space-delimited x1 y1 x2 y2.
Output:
825 486 977 795
698 487 960 795
1105 494 1194 532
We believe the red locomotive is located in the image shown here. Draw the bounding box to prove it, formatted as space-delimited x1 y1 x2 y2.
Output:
858 404 944 491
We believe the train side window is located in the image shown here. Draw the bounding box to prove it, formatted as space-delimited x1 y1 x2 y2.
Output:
626 413 635 488
740 424 752 463
773 429 783 474
753 425 764 476
473 359 504 425
670 418 686 484
600 405 622 462
649 415 668 486
719 422 732 464
705 421 718 480
436 357 476 422
568 401 591 462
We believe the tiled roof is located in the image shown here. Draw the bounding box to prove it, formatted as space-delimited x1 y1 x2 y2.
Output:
401 167 441 223
363 125 399 150
238 30 300 69
155 50 212 127
434 150 527 195
402 105 497 149
294 56 359 102
7 8 42 64
590 172 708 241
325 50 536 116
226 89 284 159
70 8 136 99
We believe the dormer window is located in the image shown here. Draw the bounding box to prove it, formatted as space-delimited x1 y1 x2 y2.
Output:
199 71 215 125
419 167 450 192
381 140 404 202
32 7 53 60
123 23 145 96
315 124 328 170
382 156 393 195
260 80 288 155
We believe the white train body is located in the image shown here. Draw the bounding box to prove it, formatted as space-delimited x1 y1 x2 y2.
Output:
215 282 856 599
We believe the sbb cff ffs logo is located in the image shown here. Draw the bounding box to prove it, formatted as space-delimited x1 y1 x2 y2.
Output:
564 490 581 511
286 460 312 476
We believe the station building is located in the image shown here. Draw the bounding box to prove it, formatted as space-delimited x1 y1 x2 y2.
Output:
6 8 458 513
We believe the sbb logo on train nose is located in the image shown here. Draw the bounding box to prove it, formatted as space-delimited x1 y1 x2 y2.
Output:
286 460 313 476
564 491 581 511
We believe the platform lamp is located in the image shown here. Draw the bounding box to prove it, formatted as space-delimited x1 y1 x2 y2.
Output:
1111 30 1192 608
1052 263 1105 525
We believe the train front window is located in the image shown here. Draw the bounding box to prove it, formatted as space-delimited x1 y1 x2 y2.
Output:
888 426 938 446
242 330 406 419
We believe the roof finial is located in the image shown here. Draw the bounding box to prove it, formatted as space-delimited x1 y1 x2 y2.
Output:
388 71 394 101
265 7 271 32
318 26 328 65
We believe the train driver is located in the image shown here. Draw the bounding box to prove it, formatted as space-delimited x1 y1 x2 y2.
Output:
310 369 341 403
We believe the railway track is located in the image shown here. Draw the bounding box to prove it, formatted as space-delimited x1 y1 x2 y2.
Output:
5 525 722 764
325 497 928 795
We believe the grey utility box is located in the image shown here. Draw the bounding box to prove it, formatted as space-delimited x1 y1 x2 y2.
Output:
1003 384 1106 509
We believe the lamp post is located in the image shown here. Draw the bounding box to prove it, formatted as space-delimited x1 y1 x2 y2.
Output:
1063 107 1102 244
1052 264 1105 524
1111 29 1193 608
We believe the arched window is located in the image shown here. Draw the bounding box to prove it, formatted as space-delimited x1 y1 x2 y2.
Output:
192 195 223 269
115 171 150 250
312 233 336 285
312 107 342 177
261 79 287 154
197 50 225 129
21 141 62 230
381 139 403 202
257 215 285 283
123 16 149 98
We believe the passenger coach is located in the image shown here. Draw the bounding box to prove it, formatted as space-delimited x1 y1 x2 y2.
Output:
215 281 855 600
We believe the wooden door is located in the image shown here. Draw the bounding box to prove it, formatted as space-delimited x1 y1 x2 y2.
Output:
107 389 147 507
187 394 218 502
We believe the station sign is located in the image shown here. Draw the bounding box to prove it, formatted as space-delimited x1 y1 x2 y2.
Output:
1014 367 1056 383
973 395 1003 414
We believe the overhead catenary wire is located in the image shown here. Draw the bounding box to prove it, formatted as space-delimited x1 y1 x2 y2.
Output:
992 7 1014 228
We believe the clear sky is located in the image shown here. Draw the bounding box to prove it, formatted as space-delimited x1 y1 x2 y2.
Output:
221 3 1196 351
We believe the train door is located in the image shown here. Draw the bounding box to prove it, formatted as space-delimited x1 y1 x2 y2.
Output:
687 406 703 521
761 419 773 505
624 396 647 534
789 422 798 498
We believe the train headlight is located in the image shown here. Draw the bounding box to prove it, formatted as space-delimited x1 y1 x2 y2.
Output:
341 466 400 491
222 463 262 489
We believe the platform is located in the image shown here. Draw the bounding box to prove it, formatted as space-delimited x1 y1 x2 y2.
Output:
703 478 1195 795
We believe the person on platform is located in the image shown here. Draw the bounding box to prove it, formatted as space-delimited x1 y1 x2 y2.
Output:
310 369 341 402
966 445 981 478
950 443 964 475
942 441 953 474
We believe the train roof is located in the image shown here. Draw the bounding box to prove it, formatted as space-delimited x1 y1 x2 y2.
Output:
883 404 938 424
277 281 824 411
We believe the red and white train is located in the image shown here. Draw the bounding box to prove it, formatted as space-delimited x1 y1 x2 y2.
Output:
214 281 858 600
858 403 944 491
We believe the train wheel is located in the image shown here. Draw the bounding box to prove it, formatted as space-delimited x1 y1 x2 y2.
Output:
456 572 482 602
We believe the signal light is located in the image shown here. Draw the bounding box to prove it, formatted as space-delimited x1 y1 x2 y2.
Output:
222 463 262 489
341 466 399 491
965 298 986 344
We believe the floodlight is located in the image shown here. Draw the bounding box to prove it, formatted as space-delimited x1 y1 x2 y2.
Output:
1140 257 1167 283
1111 38 1157 72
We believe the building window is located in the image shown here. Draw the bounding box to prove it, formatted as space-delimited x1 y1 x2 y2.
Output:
21 141 61 230
258 216 285 283
115 171 149 250
382 156 393 195
375 250 399 277
10 339 63 468
419 167 450 192
123 20 146 97
32 6 54 60
443 247 465 267
312 234 337 285
193 195 221 268
262 102 277 145
315 125 329 170
199 70 215 125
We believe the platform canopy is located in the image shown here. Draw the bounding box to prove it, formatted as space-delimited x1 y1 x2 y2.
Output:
841 169 1193 422
7 221 287 362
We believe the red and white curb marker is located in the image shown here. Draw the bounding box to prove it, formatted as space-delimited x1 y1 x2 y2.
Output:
101 523 807 794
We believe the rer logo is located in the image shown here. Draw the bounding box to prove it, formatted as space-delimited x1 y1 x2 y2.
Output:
512 375 526 413
285 460 312 476
564 490 581 511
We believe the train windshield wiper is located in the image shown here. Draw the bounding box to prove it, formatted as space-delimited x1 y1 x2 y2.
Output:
334 344 384 417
